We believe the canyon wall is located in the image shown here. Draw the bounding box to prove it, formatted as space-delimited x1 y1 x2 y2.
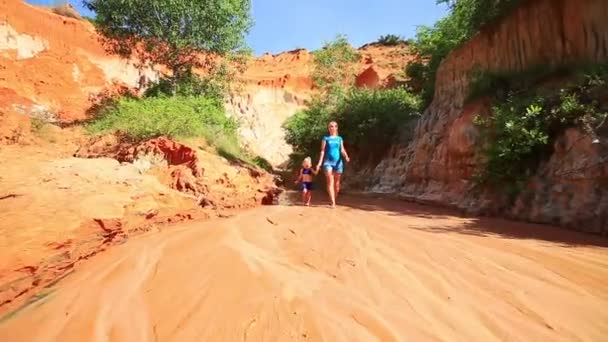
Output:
367 0 608 234
0 0 159 121
225 87 306 167
1 0 411 167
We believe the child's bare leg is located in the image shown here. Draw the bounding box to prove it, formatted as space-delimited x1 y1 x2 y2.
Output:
324 170 336 207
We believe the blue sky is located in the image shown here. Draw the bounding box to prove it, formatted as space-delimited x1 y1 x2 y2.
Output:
27 0 448 55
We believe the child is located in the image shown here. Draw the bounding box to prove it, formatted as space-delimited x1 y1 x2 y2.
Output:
295 156 318 206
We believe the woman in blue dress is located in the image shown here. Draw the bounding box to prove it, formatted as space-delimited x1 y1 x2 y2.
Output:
315 121 350 208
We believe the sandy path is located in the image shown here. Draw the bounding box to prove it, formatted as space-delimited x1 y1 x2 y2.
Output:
1 194 607 341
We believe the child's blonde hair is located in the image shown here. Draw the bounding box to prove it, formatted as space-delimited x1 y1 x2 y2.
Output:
302 156 312 168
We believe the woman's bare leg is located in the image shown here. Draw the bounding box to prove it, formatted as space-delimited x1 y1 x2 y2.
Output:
333 173 342 203
324 170 336 207
305 191 312 206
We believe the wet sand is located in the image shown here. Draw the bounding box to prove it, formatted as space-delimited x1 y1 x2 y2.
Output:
1 193 607 341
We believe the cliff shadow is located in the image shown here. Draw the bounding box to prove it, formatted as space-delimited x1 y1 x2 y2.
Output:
295 191 608 249
405 216 608 249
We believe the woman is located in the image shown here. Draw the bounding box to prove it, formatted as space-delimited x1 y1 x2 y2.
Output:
315 121 350 208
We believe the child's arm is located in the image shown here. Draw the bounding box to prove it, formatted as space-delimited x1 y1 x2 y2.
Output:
340 140 351 162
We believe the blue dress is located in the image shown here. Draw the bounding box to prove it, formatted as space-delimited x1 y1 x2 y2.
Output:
322 135 344 173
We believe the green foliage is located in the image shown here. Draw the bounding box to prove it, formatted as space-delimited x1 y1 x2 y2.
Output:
144 68 226 103
144 47 251 101
437 0 521 38
30 117 46 132
473 68 608 194
250 156 273 172
84 95 277 168
376 34 406 46
87 96 238 143
84 0 253 89
287 34 421 167
283 87 422 167
474 97 549 192
82 16 97 25
466 64 582 102
335 88 422 157
406 0 521 108
311 34 360 92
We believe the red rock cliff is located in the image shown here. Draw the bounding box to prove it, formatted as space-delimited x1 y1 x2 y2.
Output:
369 0 608 234
1 0 413 166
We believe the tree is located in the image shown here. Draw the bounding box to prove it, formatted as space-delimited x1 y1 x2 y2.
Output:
311 34 360 95
83 0 253 92
376 34 405 46
405 0 521 108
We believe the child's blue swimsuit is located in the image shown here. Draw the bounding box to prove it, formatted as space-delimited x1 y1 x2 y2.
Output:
301 168 313 191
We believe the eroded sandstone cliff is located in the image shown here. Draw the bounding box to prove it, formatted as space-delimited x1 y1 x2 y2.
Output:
368 0 608 234
1 0 412 167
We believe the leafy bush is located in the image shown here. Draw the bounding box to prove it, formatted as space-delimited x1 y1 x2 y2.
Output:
87 96 238 143
335 88 422 157
85 95 277 169
406 0 521 108
466 64 590 102
474 97 549 195
144 71 226 105
311 35 360 91
473 68 608 196
283 87 421 167
144 50 249 102
83 16 98 25
377 34 405 46
284 35 423 168
30 117 46 132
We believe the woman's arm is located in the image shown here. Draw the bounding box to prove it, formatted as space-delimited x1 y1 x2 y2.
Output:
295 168 303 183
340 140 350 162
316 139 326 171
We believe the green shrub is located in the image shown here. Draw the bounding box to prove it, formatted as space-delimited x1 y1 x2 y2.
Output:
283 95 336 167
474 97 550 193
376 34 405 46
87 95 238 142
473 68 608 197
465 63 608 103
30 117 46 132
144 73 225 104
406 0 522 109
283 87 421 167
311 35 360 91
335 87 422 158
83 16 97 25
85 95 277 170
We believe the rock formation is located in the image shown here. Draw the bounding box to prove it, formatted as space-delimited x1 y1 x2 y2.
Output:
367 0 608 234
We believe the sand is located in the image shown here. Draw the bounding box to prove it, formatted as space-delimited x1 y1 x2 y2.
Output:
1 194 607 341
